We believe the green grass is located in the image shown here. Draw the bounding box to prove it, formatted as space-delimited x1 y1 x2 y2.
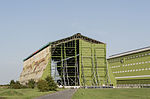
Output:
72 88 150 99
0 88 63 99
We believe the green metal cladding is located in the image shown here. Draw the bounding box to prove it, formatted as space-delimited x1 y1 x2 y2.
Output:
108 49 150 87
79 39 107 86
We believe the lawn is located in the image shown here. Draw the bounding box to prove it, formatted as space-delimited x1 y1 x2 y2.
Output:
72 88 150 99
0 88 62 99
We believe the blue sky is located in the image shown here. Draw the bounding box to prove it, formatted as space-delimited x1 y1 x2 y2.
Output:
0 0 150 84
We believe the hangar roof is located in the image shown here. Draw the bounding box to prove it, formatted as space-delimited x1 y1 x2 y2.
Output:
108 46 150 59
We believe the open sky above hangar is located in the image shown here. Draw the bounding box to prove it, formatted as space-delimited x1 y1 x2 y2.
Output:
1 0 150 84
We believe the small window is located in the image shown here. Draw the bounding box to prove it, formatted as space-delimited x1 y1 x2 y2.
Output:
145 68 148 70
145 61 148 63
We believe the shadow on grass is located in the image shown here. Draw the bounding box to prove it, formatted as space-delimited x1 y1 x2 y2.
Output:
0 97 6 99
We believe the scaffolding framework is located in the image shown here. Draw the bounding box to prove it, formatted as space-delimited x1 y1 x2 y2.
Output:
51 39 107 86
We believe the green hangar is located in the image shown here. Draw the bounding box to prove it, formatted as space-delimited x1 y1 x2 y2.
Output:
108 47 150 88
20 33 108 87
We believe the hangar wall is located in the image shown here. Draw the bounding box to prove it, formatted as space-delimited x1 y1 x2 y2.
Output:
19 46 50 84
79 39 107 86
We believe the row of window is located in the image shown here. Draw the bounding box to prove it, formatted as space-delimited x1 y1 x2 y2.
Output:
111 61 150 68
113 68 150 74
109 52 150 63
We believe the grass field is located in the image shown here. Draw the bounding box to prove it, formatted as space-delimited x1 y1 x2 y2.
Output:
72 88 150 99
0 88 61 99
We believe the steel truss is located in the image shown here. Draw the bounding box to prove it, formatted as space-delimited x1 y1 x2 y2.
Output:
51 40 79 86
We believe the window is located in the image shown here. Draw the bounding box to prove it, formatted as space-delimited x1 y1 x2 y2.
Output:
145 68 148 70
145 61 148 63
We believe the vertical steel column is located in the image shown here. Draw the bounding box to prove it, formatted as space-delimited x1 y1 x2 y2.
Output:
64 43 69 86
61 44 64 85
91 43 97 86
75 40 77 86
80 40 85 86
104 44 107 85
94 48 100 86
62 43 66 86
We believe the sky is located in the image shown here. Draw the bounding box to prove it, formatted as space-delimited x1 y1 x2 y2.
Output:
0 0 150 84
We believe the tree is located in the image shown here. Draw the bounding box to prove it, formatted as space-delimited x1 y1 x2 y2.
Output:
37 80 49 92
45 76 58 91
10 80 15 86
27 79 36 89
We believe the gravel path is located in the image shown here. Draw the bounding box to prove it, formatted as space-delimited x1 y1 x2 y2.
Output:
34 89 77 99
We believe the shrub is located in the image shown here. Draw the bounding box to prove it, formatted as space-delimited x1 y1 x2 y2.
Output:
45 76 58 91
37 80 49 92
27 79 36 89
9 80 22 89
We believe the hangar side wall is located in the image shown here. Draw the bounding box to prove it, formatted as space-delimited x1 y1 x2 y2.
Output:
108 50 150 87
79 39 107 86
19 46 51 84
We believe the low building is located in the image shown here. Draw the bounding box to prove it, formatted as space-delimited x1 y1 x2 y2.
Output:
107 46 150 88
